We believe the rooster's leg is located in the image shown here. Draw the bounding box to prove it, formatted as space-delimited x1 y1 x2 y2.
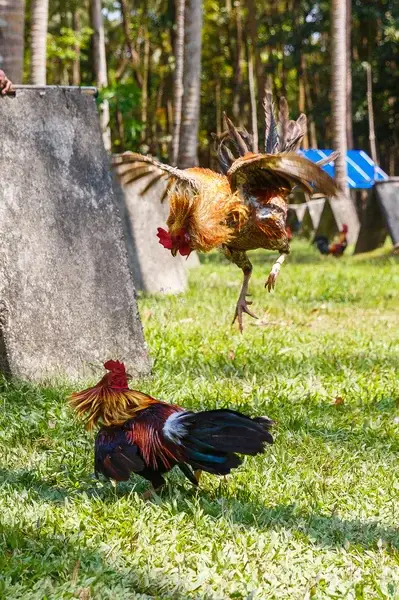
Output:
223 249 258 333
141 472 165 500
141 486 163 501
265 253 286 292
232 267 258 332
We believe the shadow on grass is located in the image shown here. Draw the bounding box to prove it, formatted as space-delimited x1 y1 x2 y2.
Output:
0 520 212 599
2 466 399 554
166 349 399 382
198 498 399 552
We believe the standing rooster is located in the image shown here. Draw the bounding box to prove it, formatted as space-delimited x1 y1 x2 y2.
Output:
69 360 273 497
313 224 348 257
113 91 337 331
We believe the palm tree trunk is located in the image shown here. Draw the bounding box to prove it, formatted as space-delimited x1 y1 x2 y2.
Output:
30 0 49 85
172 0 185 165
90 0 111 151
232 0 243 121
140 30 150 144
245 0 263 101
365 62 378 166
119 0 143 87
331 0 349 197
247 43 258 152
346 0 353 148
178 0 202 169
215 79 222 136
72 8 81 86
298 54 309 149
0 0 25 82
303 61 318 148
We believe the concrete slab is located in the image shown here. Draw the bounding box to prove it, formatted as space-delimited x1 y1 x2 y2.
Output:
0 87 151 380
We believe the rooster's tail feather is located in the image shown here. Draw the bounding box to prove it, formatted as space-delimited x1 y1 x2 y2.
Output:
163 409 273 476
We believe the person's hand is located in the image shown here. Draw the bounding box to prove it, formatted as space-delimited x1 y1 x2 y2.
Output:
0 70 13 95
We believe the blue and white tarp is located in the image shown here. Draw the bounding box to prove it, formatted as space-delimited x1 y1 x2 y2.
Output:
299 149 388 189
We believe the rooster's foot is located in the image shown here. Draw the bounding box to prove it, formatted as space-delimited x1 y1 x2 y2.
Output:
265 255 286 292
265 268 280 292
232 295 258 333
140 486 162 501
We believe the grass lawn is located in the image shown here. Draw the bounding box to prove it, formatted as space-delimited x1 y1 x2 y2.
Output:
1 239 398 599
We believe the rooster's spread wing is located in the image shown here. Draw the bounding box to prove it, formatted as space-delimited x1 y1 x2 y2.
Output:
227 152 337 197
113 152 201 202
216 90 338 199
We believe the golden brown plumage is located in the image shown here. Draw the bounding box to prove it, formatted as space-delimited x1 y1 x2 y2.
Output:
113 91 338 331
69 360 157 430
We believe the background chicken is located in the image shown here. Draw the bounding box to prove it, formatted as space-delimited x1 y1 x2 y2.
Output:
314 224 349 257
114 91 337 331
69 360 273 497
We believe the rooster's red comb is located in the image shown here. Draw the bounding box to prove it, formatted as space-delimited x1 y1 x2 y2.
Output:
157 227 173 250
104 360 126 373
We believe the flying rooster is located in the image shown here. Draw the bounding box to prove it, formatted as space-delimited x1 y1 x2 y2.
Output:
113 91 337 331
313 224 349 257
69 360 273 497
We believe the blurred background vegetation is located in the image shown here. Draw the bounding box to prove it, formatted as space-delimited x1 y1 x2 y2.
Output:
0 0 397 173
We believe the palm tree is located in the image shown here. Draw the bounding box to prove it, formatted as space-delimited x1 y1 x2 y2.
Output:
331 0 349 197
245 0 262 102
90 0 111 150
72 6 81 86
0 0 25 82
178 0 202 168
346 0 353 148
30 0 49 85
172 0 185 166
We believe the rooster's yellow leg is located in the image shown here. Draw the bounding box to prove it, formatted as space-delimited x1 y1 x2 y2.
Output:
232 267 258 333
222 249 258 333
265 254 286 292
141 483 164 501
194 470 202 484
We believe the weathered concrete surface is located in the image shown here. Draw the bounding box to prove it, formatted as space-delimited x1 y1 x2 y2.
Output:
287 204 307 233
354 190 387 254
0 88 151 380
290 203 307 223
307 198 327 229
286 207 300 232
375 179 399 247
299 198 325 237
184 251 201 269
120 177 191 294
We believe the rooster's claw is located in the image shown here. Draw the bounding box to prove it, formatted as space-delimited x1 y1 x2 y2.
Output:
265 271 279 292
232 295 258 333
265 254 286 292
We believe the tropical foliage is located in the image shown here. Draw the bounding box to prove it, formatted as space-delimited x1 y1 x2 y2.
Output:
7 0 399 173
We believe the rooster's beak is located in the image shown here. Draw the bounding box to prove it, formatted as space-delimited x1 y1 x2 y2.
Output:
126 372 133 380
171 248 177 257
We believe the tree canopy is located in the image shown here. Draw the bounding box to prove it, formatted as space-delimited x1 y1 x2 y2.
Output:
16 0 398 174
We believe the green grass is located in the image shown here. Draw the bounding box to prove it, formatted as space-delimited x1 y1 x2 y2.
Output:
1 239 398 599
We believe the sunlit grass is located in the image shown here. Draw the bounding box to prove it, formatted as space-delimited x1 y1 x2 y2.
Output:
1 239 398 599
